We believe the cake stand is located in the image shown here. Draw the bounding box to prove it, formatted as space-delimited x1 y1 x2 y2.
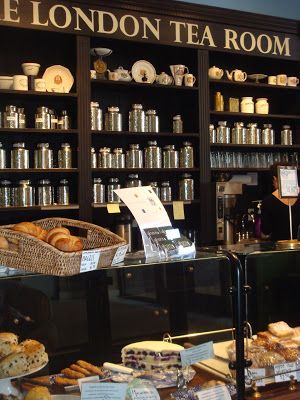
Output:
0 363 47 396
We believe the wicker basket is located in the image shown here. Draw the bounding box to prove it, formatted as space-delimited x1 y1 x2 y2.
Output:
0 218 126 276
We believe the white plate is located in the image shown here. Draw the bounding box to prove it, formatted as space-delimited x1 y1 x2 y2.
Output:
43 65 74 93
131 60 156 84
90 48 112 57
0 361 48 381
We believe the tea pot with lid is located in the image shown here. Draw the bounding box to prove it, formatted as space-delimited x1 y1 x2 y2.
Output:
156 72 173 85
114 66 132 82
208 66 224 79
226 69 247 82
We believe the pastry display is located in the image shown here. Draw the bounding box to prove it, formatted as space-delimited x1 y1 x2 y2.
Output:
121 340 183 370
55 359 105 386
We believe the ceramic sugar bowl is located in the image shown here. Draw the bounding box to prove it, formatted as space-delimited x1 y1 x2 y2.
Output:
255 98 269 114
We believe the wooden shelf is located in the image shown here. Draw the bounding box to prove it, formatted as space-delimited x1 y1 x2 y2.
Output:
0 204 79 211
0 89 77 97
209 78 300 90
210 143 300 149
0 168 78 173
91 130 199 137
92 200 200 208
91 79 198 91
210 111 300 119
211 167 270 172
92 168 199 173
0 128 78 134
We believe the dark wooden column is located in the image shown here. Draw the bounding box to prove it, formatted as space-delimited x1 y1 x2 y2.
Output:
198 50 214 244
77 35 92 222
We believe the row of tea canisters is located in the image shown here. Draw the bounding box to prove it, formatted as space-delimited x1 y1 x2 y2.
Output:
0 179 70 207
91 142 194 169
210 122 293 145
93 174 194 204
90 102 184 134
0 142 73 169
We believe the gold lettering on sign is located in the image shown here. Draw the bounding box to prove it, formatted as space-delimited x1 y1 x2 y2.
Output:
120 14 139 37
199 25 216 47
257 34 272 54
240 31 256 52
187 23 199 45
96 10 118 34
73 7 95 32
49 4 72 28
3 0 20 22
170 20 186 43
224 29 240 50
31 1 48 26
141 17 160 40
273 36 291 56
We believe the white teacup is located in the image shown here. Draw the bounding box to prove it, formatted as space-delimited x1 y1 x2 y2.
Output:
276 74 287 86
184 73 196 87
90 70 96 79
287 76 299 87
268 76 276 85
13 75 28 91
174 75 184 86
34 78 46 92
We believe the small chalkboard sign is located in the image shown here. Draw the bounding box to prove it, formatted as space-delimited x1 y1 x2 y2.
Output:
278 166 299 198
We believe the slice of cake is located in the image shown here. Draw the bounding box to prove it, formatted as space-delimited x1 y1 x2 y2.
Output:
121 340 184 370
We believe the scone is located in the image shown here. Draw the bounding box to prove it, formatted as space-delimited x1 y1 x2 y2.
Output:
0 332 18 344
0 341 19 358
24 386 51 400
19 339 48 369
0 351 28 377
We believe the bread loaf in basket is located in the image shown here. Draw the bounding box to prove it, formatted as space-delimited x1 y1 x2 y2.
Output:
0 218 126 276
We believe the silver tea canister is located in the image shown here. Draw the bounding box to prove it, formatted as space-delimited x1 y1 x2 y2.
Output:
173 115 183 134
11 142 29 169
58 143 72 168
91 102 103 131
216 121 230 144
49 109 58 129
15 179 35 207
146 109 159 133
4 105 18 129
57 179 70 205
112 148 125 168
37 179 53 206
125 174 142 188
231 122 247 144
0 180 11 207
160 181 172 202
262 124 275 145
98 147 112 168
0 143 6 169
93 178 105 204
179 174 194 200
34 143 53 169
104 106 122 131
144 140 162 168
91 147 97 168
35 106 50 129
129 104 145 132
126 144 143 168
180 142 194 168
163 145 179 168
107 177 121 203
148 181 160 198
209 124 217 143
281 125 293 145
17 107 26 129
58 110 70 130
247 123 261 144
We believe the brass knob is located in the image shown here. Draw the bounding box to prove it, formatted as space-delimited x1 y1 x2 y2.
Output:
125 272 132 279
154 310 160 316
187 266 194 272
162 309 168 315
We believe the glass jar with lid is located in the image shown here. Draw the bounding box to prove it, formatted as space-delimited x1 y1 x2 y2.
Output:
160 181 172 202
34 143 53 169
58 143 72 169
11 142 29 169
125 174 142 188
179 174 194 201
105 106 122 131
144 141 162 168
37 179 53 206
146 109 159 133
107 178 121 203
93 178 105 204
180 142 194 168
98 147 112 168
129 104 145 132
173 115 183 133
126 144 143 168
15 179 35 206
163 145 179 168
112 148 125 168
147 181 160 198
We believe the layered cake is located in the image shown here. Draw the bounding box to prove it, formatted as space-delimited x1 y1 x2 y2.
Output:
121 340 183 370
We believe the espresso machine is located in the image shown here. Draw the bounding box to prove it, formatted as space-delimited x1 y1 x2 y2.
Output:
216 182 243 243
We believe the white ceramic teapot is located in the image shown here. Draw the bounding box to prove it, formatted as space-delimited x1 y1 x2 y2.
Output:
208 66 224 79
226 69 247 82
114 66 132 82
156 72 173 85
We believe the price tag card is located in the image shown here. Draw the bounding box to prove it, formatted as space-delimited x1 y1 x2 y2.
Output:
274 362 299 382
195 384 231 400
278 166 299 198
107 203 121 213
246 368 266 387
180 341 214 367
78 376 100 391
111 244 128 265
81 382 127 400
80 250 101 273
173 201 185 220
130 387 160 400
